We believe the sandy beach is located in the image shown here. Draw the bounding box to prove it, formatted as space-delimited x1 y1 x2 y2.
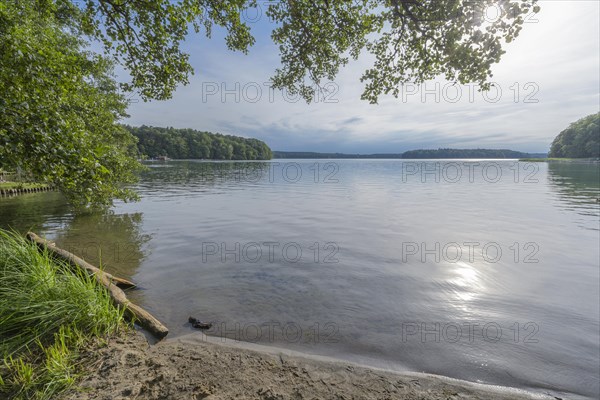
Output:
63 331 559 400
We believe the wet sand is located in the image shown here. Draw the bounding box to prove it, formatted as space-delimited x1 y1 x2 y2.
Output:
63 331 559 400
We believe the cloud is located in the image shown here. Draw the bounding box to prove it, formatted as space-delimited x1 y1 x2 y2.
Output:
124 0 599 154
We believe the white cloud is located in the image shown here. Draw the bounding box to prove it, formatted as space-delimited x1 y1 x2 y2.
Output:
125 0 599 153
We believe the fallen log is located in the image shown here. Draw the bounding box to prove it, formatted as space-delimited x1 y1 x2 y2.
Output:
26 232 168 339
26 233 136 289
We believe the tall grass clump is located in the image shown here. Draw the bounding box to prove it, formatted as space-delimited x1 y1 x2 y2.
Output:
0 229 126 399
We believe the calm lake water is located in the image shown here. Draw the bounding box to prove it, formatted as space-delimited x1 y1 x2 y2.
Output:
1 160 599 398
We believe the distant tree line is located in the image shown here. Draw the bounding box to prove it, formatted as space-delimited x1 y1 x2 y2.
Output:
273 149 544 159
272 152 404 159
126 126 272 160
400 148 530 159
549 113 599 158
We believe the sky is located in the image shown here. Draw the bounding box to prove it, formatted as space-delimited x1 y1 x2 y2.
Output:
123 0 600 154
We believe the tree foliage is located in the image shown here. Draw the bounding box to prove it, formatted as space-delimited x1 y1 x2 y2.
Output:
549 113 600 158
128 126 272 160
78 0 539 103
79 0 255 101
0 0 141 207
401 148 529 159
274 149 535 159
1 0 540 206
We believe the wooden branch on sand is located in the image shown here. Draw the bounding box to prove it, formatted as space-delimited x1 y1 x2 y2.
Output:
26 232 169 339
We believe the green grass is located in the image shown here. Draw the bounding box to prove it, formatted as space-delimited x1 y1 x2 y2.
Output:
0 182 49 190
0 230 127 400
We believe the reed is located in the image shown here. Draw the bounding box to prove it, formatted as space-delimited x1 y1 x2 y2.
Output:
0 229 126 399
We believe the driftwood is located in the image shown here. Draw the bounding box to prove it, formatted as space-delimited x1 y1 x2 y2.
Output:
26 232 169 339
26 233 136 289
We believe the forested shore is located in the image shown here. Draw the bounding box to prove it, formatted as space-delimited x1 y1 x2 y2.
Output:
127 126 272 160
273 149 547 159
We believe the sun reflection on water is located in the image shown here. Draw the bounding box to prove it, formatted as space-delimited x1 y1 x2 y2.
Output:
449 261 482 303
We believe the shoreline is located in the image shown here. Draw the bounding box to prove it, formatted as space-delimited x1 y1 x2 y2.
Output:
65 330 576 400
0 183 53 197
174 332 563 398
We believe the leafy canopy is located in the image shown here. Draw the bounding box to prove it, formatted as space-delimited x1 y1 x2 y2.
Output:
0 0 141 207
78 0 540 103
549 113 600 158
1 0 540 206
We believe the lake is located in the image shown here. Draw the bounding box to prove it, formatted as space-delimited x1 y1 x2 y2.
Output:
1 160 598 399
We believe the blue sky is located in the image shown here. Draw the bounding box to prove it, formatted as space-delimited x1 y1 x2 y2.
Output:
123 1 600 153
